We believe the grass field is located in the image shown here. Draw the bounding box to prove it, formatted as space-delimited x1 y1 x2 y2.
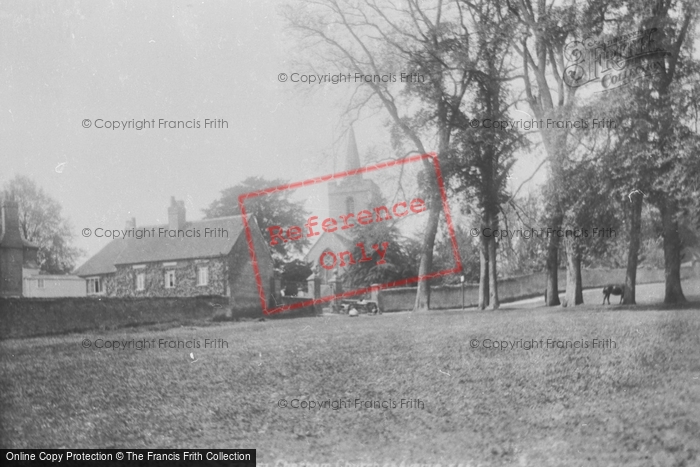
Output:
1 281 699 466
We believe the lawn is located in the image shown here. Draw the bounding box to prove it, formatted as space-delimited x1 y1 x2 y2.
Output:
1 281 699 466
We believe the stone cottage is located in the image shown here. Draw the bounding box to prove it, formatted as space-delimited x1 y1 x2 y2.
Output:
74 197 274 314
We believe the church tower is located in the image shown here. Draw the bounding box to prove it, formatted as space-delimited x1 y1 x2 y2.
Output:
304 127 382 290
327 127 380 217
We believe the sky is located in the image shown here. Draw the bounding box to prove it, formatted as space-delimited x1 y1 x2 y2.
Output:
1 0 385 262
4 1 692 267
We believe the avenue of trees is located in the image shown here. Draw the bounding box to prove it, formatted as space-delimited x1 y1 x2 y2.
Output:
284 0 700 309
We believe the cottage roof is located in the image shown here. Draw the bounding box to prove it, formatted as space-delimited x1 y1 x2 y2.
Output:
74 215 247 276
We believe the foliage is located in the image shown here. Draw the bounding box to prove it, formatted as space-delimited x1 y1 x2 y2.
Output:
432 225 481 283
498 194 550 275
283 0 486 309
342 192 421 289
203 176 310 260
278 259 313 296
2 175 83 274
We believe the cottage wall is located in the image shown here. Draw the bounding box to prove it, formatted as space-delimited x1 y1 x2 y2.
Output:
23 275 86 297
110 257 227 297
228 224 274 312
0 247 23 297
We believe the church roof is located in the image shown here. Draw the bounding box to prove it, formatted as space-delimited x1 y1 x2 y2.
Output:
303 231 354 265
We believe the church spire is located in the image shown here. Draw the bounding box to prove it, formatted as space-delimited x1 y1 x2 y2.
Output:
345 126 361 171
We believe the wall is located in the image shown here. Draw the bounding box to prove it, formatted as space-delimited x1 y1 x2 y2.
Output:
228 220 275 312
23 275 86 297
0 295 229 339
111 257 227 297
377 266 696 312
271 296 321 318
0 247 23 297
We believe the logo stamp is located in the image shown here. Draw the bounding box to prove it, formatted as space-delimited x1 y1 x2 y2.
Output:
239 153 461 315
563 28 667 91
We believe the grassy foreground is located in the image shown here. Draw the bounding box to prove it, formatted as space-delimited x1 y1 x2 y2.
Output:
1 291 699 465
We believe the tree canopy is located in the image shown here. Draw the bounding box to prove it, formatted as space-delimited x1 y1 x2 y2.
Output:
2 175 83 274
203 176 310 260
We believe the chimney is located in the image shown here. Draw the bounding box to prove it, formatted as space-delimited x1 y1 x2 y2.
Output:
168 196 186 231
1 199 24 248
125 217 136 230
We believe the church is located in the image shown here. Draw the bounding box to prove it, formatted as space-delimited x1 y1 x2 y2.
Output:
303 128 381 296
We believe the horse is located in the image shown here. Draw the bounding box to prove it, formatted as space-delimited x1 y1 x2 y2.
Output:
602 285 625 305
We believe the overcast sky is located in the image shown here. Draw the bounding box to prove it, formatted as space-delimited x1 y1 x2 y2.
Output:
6 0 683 265
1 1 380 259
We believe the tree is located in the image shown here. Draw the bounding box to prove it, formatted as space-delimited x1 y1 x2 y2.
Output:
203 176 310 261
432 224 481 283
637 0 697 304
557 156 625 306
450 0 523 309
503 0 620 305
592 0 699 304
2 175 83 274
284 0 476 311
343 219 419 289
496 194 545 276
280 259 314 296
343 192 420 289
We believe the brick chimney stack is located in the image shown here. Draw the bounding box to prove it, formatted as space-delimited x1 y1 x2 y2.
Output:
1 199 23 248
167 197 186 231
0 199 25 297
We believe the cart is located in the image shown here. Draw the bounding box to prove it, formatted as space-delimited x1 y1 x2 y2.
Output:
339 299 381 315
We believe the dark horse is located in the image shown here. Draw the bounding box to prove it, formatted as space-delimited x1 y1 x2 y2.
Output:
602 285 625 305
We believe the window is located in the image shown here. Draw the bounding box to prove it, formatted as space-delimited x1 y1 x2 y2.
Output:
37 278 45 289
320 249 335 282
197 266 209 286
345 196 355 213
164 270 176 288
87 277 102 294
136 273 145 291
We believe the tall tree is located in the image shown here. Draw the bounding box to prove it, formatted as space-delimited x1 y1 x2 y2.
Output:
593 0 699 304
451 0 523 309
635 0 697 304
558 156 624 306
284 0 476 311
504 0 617 305
2 175 83 274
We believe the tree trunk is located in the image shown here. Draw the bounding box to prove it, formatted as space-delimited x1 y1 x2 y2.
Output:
575 252 583 305
624 191 643 304
540 127 566 307
545 215 562 306
479 232 489 309
487 212 499 310
564 238 583 306
413 190 441 311
661 198 686 304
